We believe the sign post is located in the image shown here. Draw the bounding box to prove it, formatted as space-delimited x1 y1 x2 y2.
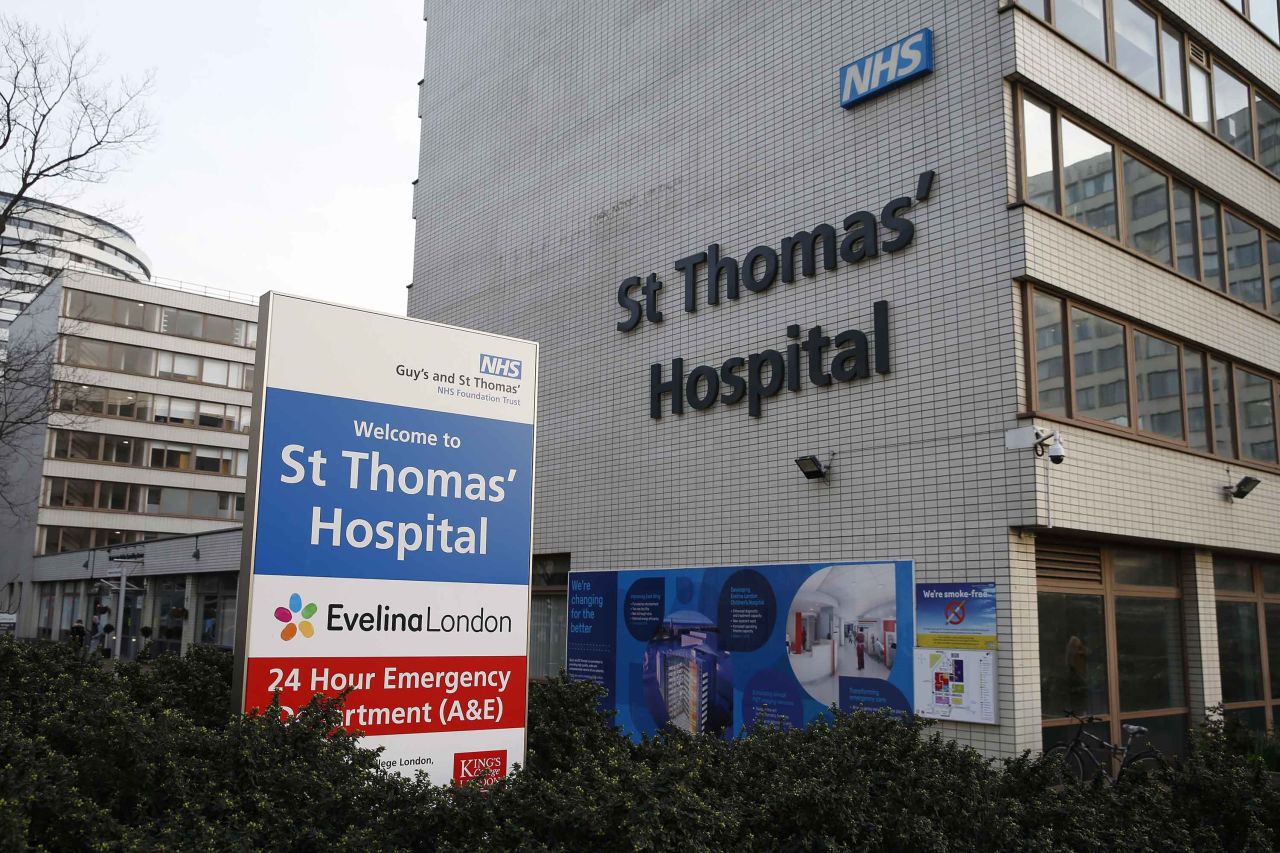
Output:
233 293 537 785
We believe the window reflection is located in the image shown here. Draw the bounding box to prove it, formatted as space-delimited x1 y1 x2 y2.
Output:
1217 601 1263 703
1214 66 1254 158
1236 369 1277 462
1259 95 1280 179
1034 293 1067 416
1115 597 1184 711
1071 308 1128 425
1134 332 1182 439
1113 0 1160 96
1224 213 1264 307
1183 347 1208 452
1122 155 1170 264
1061 119 1117 238
1023 97 1057 211
1039 592 1109 718
1057 0 1108 60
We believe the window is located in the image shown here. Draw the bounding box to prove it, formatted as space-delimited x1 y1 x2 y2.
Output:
1113 0 1159 96
1071 308 1128 425
529 554 570 679
1134 332 1182 439
201 359 229 386
1027 285 1280 465
1160 26 1184 112
1199 200 1223 290
1184 347 1209 451
1023 96 1058 210
1057 0 1108 59
1224 213 1264 308
197 573 239 648
1060 118 1117 238
1270 238 1280 319
1215 555 1280 736
1172 182 1198 279
1040 541 1187 760
1214 66 1255 158
1122 155 1170 264
1033 292 1068 416
1188 63 1212 132
1258 95 1280 178
1236 369 1277 462
161 307 204 339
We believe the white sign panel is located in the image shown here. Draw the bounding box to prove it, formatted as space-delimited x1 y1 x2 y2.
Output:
234 293 537 785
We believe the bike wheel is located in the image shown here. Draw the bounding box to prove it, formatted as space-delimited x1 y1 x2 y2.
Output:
1045 743 1089 783
1119 749 1167 779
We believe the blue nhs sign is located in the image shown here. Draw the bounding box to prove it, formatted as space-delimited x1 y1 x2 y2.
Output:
838 29 934 109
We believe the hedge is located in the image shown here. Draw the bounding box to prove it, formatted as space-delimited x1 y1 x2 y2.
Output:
1 638 1278 851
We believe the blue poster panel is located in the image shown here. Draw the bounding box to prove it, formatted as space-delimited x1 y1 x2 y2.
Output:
567 561 914 740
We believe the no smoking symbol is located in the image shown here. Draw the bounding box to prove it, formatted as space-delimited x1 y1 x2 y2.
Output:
944 600 966 625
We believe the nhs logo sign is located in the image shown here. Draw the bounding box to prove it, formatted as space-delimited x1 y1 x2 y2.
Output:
838 29 934 109
479 353 523 379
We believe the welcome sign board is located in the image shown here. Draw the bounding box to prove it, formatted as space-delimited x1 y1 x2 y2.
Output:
233 293 537 785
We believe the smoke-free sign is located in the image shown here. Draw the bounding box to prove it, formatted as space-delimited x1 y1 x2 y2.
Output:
233 293 537 785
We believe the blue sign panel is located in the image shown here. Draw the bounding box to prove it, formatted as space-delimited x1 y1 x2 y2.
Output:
566 561 915 740
838 28 934 109
253 387 535 585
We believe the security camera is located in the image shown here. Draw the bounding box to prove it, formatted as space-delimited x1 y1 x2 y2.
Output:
1047 437 1066 464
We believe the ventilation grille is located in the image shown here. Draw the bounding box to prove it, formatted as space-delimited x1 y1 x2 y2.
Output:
1037 541 1103 585
1189 43 1208 66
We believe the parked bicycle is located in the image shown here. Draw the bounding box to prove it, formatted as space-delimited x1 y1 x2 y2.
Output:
1045 710 1167 783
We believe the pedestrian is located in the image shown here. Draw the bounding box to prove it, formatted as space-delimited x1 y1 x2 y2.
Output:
68 618 86 649
855 629 866 671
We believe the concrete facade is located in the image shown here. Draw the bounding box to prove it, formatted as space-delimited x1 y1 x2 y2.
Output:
409 0 1278 756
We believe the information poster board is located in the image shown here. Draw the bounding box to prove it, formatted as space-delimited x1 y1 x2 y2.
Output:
233 293 537 785
0 612 15 636
566 561 914 739
913 582 997 725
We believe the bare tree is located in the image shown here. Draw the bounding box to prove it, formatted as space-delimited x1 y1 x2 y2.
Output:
0 16 153 266
0 17 151 515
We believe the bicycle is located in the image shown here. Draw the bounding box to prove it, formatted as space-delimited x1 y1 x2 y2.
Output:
1044 710 1167 783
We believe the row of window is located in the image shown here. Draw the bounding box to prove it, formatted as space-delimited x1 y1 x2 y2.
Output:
48 428 249 477
1214 554 1280 734
1030 286 1279 463
1020 92 1280 316
0 236 136 280
39 525 156 555
1018 0 1280 175
1222 0 1280 45
8 217 149 274
44 476 246 521
64 289 257 349
60 336 256 391
56 383 253 434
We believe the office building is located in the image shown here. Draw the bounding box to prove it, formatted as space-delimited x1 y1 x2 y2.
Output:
0 198 257 657
407 0 1280 756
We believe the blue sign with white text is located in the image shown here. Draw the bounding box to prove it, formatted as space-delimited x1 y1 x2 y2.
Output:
838 28 934 109
252 387 534 585
567 561 915 741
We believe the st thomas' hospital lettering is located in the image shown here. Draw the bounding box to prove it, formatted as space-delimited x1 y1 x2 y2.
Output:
615 171 936 419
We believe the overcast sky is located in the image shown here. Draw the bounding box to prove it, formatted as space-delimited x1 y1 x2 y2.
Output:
6 1 423 314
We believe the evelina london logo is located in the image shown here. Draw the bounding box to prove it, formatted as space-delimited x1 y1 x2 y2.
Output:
274 592 318 641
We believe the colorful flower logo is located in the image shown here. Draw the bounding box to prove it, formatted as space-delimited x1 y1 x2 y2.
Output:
275 593 317 641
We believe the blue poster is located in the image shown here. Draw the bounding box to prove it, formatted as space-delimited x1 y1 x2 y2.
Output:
567 561 914 740
914 582 997 650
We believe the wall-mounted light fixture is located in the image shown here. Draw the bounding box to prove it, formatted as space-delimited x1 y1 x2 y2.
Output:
1223 475 1261 502
795 454 833 480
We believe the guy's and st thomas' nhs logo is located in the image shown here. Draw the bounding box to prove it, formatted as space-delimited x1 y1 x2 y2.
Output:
839 28 934 109
479 353 522 380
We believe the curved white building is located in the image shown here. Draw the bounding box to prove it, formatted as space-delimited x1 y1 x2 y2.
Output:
0 193 151 338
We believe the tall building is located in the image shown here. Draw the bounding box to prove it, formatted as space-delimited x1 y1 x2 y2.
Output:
408 0 1280 756
0 198 257 657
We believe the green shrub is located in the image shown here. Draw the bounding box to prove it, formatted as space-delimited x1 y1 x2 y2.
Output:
3 639 1280 851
